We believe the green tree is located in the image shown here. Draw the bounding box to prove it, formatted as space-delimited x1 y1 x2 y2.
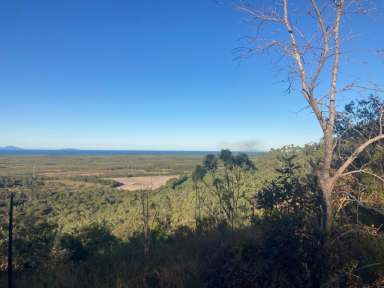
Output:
193 150 256 233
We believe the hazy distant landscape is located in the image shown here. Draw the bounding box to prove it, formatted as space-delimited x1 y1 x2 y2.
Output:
0 147 220 155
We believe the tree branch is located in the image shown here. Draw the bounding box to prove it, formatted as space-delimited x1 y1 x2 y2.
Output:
309 0 330 93
340 169 384 183
326 0 343 133
236 5 283 23
282 0 325 130
333 134 384 183
380 107 383 135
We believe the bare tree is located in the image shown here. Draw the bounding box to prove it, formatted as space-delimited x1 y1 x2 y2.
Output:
237 0 384 232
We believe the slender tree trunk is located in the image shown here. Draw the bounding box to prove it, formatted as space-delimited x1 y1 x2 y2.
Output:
318 174 333 233
145 190 149 256
318 127 336 233
8 192 14 288
194 185 198 225
194 185 201 233
141 190 149 256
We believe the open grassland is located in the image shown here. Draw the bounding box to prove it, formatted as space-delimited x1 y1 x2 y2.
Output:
0 154 204 178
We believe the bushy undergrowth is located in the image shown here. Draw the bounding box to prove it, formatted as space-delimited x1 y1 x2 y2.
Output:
1 215 383 288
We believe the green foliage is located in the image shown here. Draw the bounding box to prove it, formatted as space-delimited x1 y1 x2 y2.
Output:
192 165 206 183
203 154 218 172
256 154 320 218
171 175 188 189
71 176 123 188
0 176 44 189
194 150 257 228
60 223 118 262
334 95 384 184
335 95 383 140
0 206 57 272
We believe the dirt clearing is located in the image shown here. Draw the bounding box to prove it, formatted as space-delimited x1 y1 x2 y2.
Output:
111 175 178 191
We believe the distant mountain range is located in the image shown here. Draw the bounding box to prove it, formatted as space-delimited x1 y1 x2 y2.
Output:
0 146 24 151
0 146 81 151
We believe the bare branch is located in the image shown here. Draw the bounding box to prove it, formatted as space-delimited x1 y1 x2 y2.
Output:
296 82 357 115
282 0 326 130
237 5 283 23
333 134 384 183
326 0 343 132
309 0 330 93
380 107 383 135
340 169 384 183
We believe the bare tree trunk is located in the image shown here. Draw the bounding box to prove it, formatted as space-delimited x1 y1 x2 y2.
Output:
318 173 333 233
8 192 14 288
318 130 337 232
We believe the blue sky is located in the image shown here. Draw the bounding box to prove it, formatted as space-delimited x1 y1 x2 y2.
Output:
0 0 383 150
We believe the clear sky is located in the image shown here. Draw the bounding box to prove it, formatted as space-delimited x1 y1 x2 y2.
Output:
0 0 383 151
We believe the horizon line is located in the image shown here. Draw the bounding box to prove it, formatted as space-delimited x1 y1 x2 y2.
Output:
0 145 268 153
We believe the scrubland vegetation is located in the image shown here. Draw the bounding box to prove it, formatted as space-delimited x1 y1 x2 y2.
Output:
0 96 383 287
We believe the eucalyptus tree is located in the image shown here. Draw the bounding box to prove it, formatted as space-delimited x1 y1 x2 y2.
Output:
237 0 384 232
193 150 256 232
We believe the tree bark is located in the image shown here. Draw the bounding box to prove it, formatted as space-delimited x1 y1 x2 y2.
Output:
318 173 333 233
